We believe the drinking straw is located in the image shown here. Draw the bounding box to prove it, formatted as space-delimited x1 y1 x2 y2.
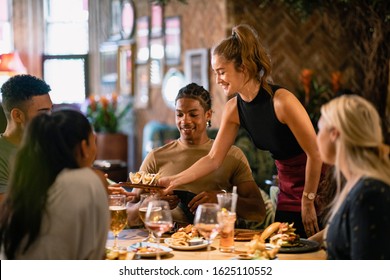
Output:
231 186 238 213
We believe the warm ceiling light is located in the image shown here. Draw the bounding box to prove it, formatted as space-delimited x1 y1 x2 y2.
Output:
0 52 27 75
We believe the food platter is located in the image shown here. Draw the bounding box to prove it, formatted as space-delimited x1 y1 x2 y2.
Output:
234 229 263 241
118 182 166 190
128 242 172 258
278 238 320 254
164 238 208 251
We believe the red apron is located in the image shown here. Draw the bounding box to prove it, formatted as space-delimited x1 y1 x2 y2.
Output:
275 153 307 212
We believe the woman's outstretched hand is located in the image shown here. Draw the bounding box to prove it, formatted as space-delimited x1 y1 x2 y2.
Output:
101 172 137 202
107 185 137 202
157 176 177 195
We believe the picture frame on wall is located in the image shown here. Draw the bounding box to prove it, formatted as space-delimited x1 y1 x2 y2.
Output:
100 42 118 94
184 48 210 90
164 16 181 66
135 64 150 109
150 37 164 87
118 43 135 96
110 0 122 41
120 0 136 40
136 16 150 64
150 2 163 38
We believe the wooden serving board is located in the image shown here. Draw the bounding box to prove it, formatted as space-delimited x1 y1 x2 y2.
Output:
118 182 166 190
234 229 264 241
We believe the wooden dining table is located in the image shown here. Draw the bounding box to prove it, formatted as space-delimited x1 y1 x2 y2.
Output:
106 228 327 260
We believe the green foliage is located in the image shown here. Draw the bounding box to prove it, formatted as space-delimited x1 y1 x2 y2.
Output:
296 69 335 129
260 0 390 21
280 0 325 19
86 94 133 134
301 80 332 128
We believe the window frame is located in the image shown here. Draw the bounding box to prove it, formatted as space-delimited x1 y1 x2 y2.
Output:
43 0 89 104
42 54 90 101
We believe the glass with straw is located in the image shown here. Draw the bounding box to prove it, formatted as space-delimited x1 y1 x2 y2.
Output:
217 186 238 253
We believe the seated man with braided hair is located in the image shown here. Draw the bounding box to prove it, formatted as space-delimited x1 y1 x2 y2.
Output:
127 83 266 227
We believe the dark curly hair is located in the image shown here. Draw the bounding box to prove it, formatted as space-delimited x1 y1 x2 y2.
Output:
1 74 51 117
175 83 213 126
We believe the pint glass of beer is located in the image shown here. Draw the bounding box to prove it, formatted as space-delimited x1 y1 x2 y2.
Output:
109 194 127 249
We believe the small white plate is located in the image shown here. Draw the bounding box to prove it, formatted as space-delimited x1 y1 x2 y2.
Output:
128 242 172 258
236 253 254 260
164 238 208 251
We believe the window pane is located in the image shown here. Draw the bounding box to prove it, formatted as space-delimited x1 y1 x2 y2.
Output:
43 58 86 104
45 0 88 54
44 0 89 104
0 22 12 53
46 22 88 54
0 0 9 21
0 0 12 54
46 0 88 21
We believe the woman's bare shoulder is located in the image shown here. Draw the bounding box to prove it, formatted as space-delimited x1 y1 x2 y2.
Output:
222 95 240 125
273 88 305 123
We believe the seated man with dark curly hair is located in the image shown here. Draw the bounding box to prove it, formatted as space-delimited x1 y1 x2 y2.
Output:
0 74 53 203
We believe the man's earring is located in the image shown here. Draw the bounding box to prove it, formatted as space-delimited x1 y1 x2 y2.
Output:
206 120 211 128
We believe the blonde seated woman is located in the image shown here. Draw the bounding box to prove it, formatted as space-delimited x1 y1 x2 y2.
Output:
311 94 390 259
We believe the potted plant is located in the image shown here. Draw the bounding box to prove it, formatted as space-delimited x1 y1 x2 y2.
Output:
85 93 133 162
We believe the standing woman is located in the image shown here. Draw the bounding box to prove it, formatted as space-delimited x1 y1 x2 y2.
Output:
0 110 109 259
160 24 323 238
317 95 390 259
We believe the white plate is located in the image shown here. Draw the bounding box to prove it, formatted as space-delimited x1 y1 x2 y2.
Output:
128 242 172 258
164 238 208 251
236 253 254 260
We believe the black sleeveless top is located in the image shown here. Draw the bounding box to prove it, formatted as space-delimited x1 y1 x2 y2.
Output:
237 85 303 160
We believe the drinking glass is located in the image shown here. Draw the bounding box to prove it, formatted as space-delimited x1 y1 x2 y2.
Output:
144 200 173 260
138 193 157 242
109 194 127 249
217 192 238 252
194 203 220 257
218 210 236 252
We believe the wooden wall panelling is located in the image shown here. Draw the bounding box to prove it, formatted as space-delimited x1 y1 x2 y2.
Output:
227 0 354 93
13 0 44 77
